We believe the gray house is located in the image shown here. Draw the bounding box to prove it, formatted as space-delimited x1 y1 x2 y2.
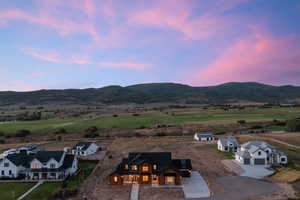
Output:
235 141 287 166
217 137 239 152
194 132 214 141
72 142 98 156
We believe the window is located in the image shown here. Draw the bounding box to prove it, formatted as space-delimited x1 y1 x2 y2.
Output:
113 176 118 183
131 165 137 170
153 164 157 170
1 170 4 176
266 150 269 154
4 163 9 167
31 163 41 169
142 166 149 172
258 151 261 156
50 173 56 177
281 157 286 162
50 163 56 169
9 170 12 175
125 164 129 170
142 175 148 182
225 147 228 151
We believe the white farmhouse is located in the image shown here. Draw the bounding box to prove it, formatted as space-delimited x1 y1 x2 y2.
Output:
235 141 287 166
72 142 98 156
194 132 214 141
0 151 78 180
218 137 239 152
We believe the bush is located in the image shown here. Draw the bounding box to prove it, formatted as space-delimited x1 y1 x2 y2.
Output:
0 139 5 144
250 125 263 129
132 113 140 116
15 129 31 137
155 132 166 137
214 131 226 135
113 114 118 117
237 120 246 125
83 132 99 138
85 126 98 133
286 119 300 132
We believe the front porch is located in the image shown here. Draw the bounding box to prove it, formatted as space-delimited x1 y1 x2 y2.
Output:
28 171 66 180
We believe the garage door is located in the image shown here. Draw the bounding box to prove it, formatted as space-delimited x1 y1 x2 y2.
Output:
254 159 265 165
244 158 250 165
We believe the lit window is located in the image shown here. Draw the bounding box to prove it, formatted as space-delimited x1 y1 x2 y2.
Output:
166 176 174 183
153 164 157 170
114 176 118 182
143 175 148 182
31 163 41 169
125 164 129 170
142 166 149 172
131 165 137 170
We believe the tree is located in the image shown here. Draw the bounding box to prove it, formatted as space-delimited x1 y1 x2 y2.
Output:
286 119 300 132
15 129 31 137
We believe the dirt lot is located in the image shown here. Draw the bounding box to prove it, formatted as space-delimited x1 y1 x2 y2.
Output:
72 136 297 200
266 133 300 146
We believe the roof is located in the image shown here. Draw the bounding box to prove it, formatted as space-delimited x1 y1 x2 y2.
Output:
195 132 213 138
73 142 95 151
6 153 33 167
219 137 239 146
33 151 64 163
236 149 251 158
61 154 75 169
111 152 192 176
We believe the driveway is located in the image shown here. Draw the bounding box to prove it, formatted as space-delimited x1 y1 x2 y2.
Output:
223 160 275 179
182 171 210 199
234 161 275 179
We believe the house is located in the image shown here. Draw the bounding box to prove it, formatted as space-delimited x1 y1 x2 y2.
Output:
0 151 78 180
218 137 239 152
194 132 214 141
72 142 98 156
110 152 192 185
235 141 287 166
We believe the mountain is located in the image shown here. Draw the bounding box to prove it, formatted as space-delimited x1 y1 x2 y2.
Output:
1 82 300 105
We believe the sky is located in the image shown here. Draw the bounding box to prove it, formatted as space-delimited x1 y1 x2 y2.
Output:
0 0 300 91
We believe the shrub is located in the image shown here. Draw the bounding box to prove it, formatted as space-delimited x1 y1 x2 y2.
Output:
85 126 98 133
237 120 246 125
113 114 118 117
156 132 166 137
84 132 99 138
214 131 226 135
250 125 263 129
15 129 31 137
286 119 300 132
0 139 5 144
132 113 140 116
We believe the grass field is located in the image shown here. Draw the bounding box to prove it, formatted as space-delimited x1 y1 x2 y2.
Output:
0 182 35 200
1 107 300 134
24 161 97 200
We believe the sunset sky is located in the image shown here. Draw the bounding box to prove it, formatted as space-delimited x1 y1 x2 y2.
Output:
0 0 300 91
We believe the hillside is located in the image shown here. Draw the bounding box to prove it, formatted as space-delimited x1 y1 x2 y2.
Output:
0 82 300 105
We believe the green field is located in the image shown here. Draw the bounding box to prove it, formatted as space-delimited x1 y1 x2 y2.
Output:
1 107 300 134
0 182 35 200
24 162 97 200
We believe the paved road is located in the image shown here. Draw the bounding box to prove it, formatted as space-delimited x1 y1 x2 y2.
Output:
182 171 210 199
130 184 139 200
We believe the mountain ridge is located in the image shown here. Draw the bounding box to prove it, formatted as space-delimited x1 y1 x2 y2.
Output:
1 82 300 105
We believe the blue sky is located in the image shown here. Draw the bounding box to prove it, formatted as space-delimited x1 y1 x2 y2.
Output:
0 0 300 91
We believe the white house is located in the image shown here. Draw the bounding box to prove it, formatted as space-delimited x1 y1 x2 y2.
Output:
194 132 214 141
235 141 287 166
0 151 78 180
72 142 98 156
218 137 239 152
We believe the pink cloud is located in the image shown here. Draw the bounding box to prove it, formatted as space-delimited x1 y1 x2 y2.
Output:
21 48 151 70
22 48 61 63
189 31 300 85
128 0 247 40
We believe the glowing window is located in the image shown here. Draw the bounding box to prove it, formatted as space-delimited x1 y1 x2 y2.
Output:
142 166 149 172
131 165 137 170
114 176 118 182
143 175 148 182
31 163 41 169
153 164 157 170
125 164 129 170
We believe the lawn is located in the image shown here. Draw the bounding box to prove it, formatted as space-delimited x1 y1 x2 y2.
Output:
24 161 97 200
1 107 300 134
0 182 35 200
216 150 235 159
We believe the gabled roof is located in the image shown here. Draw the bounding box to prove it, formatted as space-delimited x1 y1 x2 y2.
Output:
236 149 251 158
241 141 273 150
111 152 192 176
195 132 213 138
6 153 33 167
33 151 64 163
61 154 75 169
219 138 239 146
73 142 95 151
